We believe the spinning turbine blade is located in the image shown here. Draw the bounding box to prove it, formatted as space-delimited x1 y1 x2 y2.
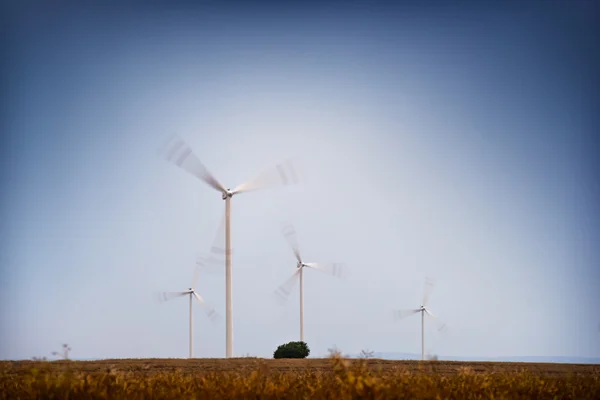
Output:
208 210 231 264
193 292 220 324
232 157 302 194
304 262 346 279
195 211 231 278
191 265 201 291
422 277 436 307
273 269 301 305
424 308 436 318
393 309 420 320
160 134 225 193
196 253 221 277
424 308 448 332
280 222 302 263
154 291 188 304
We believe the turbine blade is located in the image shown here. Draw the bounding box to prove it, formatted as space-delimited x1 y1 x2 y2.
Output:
437 322 449 333
273 269 301 305
192 253 220 276
280 222 302 263
191 264 202 291
304 262 346 279
232 157 302 195
159 134 225 193
193 292 220 325
153 291 188 304
393 309 420 321
424 308 436 318
194 211 232 278
424 308 449 333
207 210 231 265
195 253 223 277
422 277 436 307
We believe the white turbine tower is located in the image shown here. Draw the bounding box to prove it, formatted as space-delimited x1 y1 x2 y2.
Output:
273 222 345 342
156 264 219 359
160 134 301 358
393 277 447 361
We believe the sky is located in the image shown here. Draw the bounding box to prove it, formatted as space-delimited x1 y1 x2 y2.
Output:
1 0 598 360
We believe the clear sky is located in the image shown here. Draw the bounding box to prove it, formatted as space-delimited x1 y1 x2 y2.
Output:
1 0 598 360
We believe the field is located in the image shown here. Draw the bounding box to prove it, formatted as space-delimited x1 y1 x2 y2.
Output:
1 356 599 399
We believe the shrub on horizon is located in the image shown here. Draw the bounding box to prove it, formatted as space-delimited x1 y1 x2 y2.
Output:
273 341 310 359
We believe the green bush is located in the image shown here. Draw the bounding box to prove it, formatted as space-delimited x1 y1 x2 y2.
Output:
273 341 310 359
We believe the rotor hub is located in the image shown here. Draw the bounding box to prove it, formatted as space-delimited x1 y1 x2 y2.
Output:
222 189 233 200
297 261 303 269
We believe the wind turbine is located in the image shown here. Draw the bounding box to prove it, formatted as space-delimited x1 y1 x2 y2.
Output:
51 343 71 360
160 134 301 358
393 277 447 361
156 264 219 359
273 222 345 342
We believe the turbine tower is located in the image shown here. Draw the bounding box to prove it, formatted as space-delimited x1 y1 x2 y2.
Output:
273 222 345 342
161 134 301 357
156 264 219 358
393 277 447 361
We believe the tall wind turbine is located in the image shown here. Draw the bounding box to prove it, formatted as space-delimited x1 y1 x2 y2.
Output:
274 222 345 342
393 277 447 361
156 264 219 359
160 134 301 358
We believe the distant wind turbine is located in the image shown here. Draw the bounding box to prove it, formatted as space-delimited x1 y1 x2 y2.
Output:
274 222 345 342
51 344 71 360
160 134 301 358
155 264 219 359
393 277 447 361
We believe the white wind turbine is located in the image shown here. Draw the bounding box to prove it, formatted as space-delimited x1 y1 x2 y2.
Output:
160 134 301 358
393 277 447 361
273 222 345 342
156 264 219 359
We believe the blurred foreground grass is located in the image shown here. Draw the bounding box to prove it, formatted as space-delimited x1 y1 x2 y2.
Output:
1 356 599 399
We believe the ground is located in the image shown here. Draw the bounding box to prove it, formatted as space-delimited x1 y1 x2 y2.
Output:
1 357 599 399
3 357 598 375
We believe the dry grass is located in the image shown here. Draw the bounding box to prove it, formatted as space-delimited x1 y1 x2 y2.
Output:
1 356 598 399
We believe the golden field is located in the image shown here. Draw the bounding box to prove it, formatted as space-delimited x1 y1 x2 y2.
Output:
1 356 599 399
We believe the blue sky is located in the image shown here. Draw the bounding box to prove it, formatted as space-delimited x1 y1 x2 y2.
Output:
1 0 598 360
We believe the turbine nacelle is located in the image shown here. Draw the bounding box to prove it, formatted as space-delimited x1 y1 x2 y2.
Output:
297 261 304 269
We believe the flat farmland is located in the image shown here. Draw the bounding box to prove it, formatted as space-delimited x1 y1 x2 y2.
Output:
2 357 599 375
1 357 599 399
